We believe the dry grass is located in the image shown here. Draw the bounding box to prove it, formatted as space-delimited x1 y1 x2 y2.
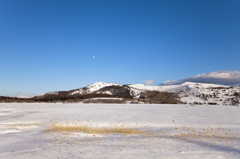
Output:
172 121 239 141
45 120 240 143
45 120 141 134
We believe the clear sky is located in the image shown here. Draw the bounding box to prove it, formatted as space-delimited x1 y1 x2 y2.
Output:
0 0 240 96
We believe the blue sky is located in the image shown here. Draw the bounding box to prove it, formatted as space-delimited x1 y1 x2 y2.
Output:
0 0 240 96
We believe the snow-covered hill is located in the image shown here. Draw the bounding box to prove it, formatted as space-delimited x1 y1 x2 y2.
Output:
129 82 239 105
70 82 123 95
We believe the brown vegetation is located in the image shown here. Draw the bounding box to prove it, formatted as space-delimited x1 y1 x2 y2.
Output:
0 96 36 103
139 91 182 104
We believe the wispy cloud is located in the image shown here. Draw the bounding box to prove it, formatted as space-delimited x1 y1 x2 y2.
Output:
143 80 155 86
92 56 95 59
159 70 240 86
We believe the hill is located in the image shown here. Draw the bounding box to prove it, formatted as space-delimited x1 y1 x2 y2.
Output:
28 82 240 105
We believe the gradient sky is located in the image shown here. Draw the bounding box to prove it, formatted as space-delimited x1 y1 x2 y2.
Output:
0 0 240 96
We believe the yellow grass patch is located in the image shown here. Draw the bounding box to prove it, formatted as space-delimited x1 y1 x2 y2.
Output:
45 120 141 134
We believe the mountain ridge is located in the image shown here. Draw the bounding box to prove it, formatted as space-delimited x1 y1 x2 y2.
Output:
31 82 239 105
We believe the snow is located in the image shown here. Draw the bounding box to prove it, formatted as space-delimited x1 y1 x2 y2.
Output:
130 82 230 92
180 97 206 103
71 82 122 95
178 83 239 105
86 82 121 93
39 91 59 97
128 84 183 98
17 93 32 99
101 91 112 95
130 82 239 105
180 82 230 88
0 103 239 159
83 97 123 100
129 84 180 92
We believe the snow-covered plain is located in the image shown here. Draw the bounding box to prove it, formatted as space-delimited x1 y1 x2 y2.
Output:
0 103 239 159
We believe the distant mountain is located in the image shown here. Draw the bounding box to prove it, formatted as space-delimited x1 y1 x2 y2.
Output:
32 82 240 105
34 82 132 100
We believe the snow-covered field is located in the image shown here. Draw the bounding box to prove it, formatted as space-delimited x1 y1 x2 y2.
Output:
0 103 239 159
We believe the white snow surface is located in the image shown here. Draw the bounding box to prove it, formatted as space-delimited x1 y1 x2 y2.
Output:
0 103 240 159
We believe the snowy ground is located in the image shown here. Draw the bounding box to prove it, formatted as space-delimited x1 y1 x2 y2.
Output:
0 103 239 159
